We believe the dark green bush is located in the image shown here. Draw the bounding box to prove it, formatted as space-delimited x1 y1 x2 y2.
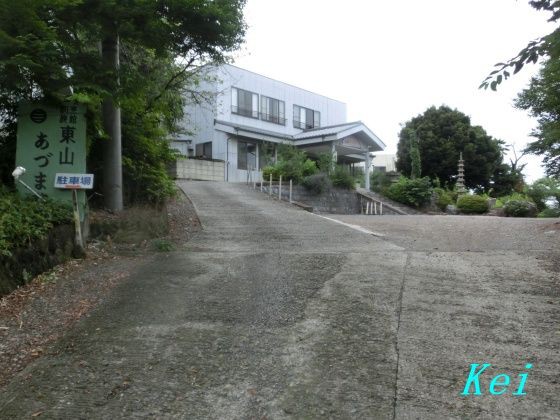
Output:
262 165 278 181
302 173 332 194
524 178 560 211
370 170 392 193
0 191 72 256
385 176 432 208
503 200 537 217
434 187 454 211
330 165 355 190
317 153 334 174
456 195 489 214
262 145 317 182
538 208 560 218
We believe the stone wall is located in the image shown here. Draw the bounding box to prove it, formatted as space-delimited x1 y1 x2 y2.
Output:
257 184 406 215
170 158 225 182
0 225 75 296
262 184 360 214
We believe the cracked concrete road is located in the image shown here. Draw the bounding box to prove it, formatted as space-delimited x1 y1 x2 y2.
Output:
1 182 559 419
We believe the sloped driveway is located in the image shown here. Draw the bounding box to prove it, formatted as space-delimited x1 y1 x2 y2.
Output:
0 182 558 419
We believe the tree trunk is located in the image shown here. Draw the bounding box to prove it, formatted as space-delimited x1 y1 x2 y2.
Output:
101 34 123 211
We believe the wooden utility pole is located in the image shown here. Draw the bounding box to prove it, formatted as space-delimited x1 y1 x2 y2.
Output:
101 33 123 211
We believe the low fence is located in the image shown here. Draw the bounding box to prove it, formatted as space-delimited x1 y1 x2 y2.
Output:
170 158 225 182
246 176 402 215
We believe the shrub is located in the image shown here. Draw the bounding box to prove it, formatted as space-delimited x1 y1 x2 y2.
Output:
434 187 454 211
456 195 489 214
525 177 560 211
302 159 318 177
317 153 334 174
498 192 533 204
0 191 72 256
262 165 279 181
494 198 504 208
538 208 560 218
370 170 392 193
302 173 332 194
385 176 432 208
262 145 317 182
352 167 365 187
503 200 537 217
330 165 355 190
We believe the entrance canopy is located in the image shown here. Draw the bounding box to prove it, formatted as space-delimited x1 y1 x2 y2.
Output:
215 120 385 162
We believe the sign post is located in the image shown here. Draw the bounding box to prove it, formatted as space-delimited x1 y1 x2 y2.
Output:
54 173 94 255
16 102 87 210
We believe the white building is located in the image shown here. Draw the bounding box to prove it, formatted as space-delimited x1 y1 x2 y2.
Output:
172 64 385 186
372 153 397 173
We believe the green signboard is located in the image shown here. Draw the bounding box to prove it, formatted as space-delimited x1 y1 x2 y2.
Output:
15 102 87 207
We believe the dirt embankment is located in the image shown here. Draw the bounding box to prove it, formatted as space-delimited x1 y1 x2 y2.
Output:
0 191 200 388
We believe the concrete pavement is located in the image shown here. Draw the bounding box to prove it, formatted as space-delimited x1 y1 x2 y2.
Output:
0 182 558 419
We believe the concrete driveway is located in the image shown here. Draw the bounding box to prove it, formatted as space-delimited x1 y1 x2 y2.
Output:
0 182 558 419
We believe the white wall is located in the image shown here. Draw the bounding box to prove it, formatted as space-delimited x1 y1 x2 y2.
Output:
175 64 348 183
175 70 218 145
215 65 347 136
372 153 397 172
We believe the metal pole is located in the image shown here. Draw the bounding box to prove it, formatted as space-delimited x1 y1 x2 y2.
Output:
289 179 292 203
365 151 371 191
17 179 44 201
279 175 282 200
269 173 272 196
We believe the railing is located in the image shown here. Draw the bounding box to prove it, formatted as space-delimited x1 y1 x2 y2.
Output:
259 112 286 125
293 120 318 130
231 105 258 119
246 171 293 204
359 193 384 215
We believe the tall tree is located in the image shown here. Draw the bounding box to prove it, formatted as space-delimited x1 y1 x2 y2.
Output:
396 106 504 190
515 57 560 177
408 129 422 179
0 0 247 209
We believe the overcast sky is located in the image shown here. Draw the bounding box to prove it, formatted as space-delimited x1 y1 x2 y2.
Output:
232 0 555 182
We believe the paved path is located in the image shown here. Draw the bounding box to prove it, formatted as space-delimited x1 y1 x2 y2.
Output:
0 182 558 419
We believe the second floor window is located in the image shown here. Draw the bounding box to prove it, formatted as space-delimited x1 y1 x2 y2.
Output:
232 87 258 118
260 96 286 125
293 105 320 129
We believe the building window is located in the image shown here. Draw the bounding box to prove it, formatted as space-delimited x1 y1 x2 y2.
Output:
293 105 320 129
232 87 258 118
238 141 257 170
195 141 212 158
260 96 286 125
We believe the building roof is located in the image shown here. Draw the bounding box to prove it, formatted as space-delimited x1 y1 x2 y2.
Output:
293 121 363 139
214 119 385 151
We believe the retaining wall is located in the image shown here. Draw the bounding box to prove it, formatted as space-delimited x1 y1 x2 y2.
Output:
261 184 359 214
170 158 225 182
